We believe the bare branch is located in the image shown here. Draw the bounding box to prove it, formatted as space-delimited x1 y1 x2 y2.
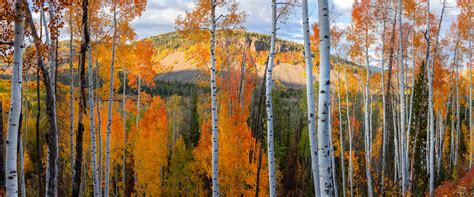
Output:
276 2 301 7
0 41 13 45
215 14 224 22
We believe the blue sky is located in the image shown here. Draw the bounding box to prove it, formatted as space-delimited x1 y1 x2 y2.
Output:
130 0 458 43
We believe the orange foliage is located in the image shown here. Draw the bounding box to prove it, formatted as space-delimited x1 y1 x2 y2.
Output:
192 61 269 195
132 97 168 196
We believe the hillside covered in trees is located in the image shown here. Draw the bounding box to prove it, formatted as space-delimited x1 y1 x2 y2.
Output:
0 0 472 196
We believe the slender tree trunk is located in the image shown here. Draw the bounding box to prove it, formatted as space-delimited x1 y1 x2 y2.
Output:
265 1 278 196
316 0 334 195
379 4 388 193
210 1 219 196
406 16 416 192
104 4 118 197
426 0 434 195
344 68 354 197
328 103 338 197
97 95 103 196
454 44 460 168
364 34 374 197
72 0 90 195
35 67 44 196
302 0 321 195
20 72 29 197
5 1 25 195
18 118 25 197
337 68 346 197
69 7 76 184
437 112 445 175
396 0 408 194
42 3 60 194
88 46 100 197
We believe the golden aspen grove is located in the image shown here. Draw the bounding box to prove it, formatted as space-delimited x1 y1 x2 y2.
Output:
0 0 473 196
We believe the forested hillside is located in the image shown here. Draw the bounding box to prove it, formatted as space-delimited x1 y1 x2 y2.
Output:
0 0 472 196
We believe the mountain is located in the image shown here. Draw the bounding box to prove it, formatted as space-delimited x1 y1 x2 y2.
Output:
150 31 314 89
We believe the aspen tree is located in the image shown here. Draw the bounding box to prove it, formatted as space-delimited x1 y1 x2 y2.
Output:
5 1 25 196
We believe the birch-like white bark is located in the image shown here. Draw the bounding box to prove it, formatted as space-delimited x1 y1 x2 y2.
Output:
379 7 388 193
316 0 335 194
363 37 374 197
426 1 435 195
88 47 100 197
336 68 346 197
104 4 118 197
328 103 338 197
302 0 320 195
265 1 277 196
5 0 25 195
19 136 26 197
454 44 460 167
97 94 103 196
397 0 407 193
210 1 219 196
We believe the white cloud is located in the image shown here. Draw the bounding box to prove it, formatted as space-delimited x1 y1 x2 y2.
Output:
332 0 354 11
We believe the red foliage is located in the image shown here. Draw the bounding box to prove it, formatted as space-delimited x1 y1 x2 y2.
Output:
435 168 474 196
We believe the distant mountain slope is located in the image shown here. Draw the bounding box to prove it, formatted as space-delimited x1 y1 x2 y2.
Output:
157 51 308 89
151 31 313 89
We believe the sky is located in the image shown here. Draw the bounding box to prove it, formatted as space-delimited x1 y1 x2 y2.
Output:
130 0 459 43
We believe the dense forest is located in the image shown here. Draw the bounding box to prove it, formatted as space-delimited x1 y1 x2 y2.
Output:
0 0 472 196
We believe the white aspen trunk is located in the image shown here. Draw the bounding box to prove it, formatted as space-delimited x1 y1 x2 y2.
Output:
380 10 388 194
5 0 25 195
364 43 374 197
104 5 117 197
20 71 28 197
437 113 444 175
136 75 140 129
392 99 399 183
397 0 408 194
88 47 100 197
344 68 354 197
316 0 335 195
302 0 321 195
337 68 346 197
69 8 76 183
122 71 127 196
454 49 460 167
328 102 338 197
46 0 56 94
426 1 435 195
210 0 219 196
450 99 455 168
95 61 103 196
97 95 103 196
407 33 417 191
265 1 277 196
19 135 25 197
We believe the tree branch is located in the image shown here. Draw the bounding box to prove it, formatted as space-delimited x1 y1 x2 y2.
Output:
0 41 13 45
276 2 301 7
